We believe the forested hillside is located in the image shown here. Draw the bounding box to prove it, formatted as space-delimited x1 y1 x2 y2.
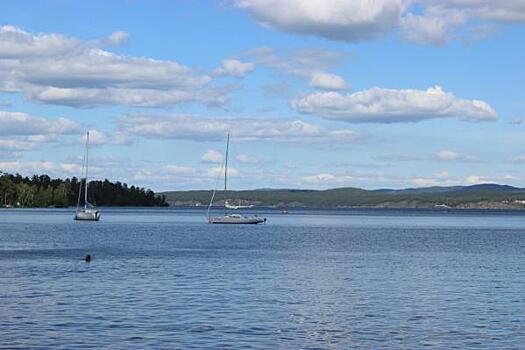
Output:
160 185 525 209
0 172 168 207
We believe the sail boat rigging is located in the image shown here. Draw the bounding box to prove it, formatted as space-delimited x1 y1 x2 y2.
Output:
207 133 265 224
74 131 101 221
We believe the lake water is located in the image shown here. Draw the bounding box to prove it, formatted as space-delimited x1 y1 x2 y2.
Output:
1 208 524 349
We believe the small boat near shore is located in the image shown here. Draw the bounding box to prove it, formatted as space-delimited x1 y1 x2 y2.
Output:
74 131 101 221
207 133 266 225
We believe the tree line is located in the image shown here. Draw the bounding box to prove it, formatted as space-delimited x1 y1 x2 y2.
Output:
0 172 168 208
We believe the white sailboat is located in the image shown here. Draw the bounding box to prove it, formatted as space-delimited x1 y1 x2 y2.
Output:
207 133 266 225
74 131 101 221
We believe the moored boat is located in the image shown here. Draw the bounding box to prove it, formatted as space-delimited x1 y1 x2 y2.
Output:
207 133 266 225
74 131 101 221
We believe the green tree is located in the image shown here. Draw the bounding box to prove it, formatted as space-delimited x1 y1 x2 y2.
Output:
0 175 17 206
17 183 35 207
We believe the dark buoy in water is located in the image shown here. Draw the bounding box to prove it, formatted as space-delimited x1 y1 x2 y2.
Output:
84 254 91 263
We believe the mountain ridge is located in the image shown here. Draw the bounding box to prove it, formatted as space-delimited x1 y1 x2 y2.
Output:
159 183 525 209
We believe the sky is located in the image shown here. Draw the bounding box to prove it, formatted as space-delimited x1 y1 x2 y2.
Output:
0 0 524 191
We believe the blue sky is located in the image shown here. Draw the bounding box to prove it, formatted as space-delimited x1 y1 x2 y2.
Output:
0 0 524 191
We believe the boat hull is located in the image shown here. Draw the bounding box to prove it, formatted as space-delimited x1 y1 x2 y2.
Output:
209 215 265 224
74 209 101 221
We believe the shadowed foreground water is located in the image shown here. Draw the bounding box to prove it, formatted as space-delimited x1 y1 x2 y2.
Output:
1 208 524 349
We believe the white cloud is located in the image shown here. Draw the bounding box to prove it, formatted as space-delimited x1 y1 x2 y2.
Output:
79 129 132 146
291 85 497 123
235 0 404 42
303 172 353 185
400 13 458 46
245 47 350 78
165 164 196 175
409 171 460 187
117 114 359 143
0 111 80 151
131 164 241 190
423 1 525 23
212 59 255 78
201 149 224 163
309 72 347 90
464 174 516 185
303 173 335 183
0 111 79 135
106 31 129 46
510 117 523 125
436 150 480 162
0 139 34 151
0 160 81 176
234 1 525 45
208 166 238 177
410 177 440 187
0 26 231 108
0 150 19 160
437 150 460 161
235 154 258 163
377 150 481 163
400 1 525 45
0 25 79 58
465 175 486 184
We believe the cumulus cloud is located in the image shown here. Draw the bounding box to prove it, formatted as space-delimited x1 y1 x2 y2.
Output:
0 25 231 107
235 154 259 164
309 72 347 90
234 1 525 45
212 59 255 78
400 13 458 46
165 164 196 175
106 31 129 46
302 172 352 185
0 139 35 151
410 177 441 187
0 111 79 135
116 114 360 143
208 166 238 178
436 150 481 163
79 129 132 146
201 149 224 163
422 1 525 23
291 85 497 123
465 175 488 184
245 47 350 94
245 46 350 78
401 1 525 45
0 111 80 151
410 171 459 187
0 160 82 176
235 0 404 42
437 150 461 161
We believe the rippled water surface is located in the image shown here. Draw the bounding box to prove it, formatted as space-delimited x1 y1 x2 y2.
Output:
1 208 524 349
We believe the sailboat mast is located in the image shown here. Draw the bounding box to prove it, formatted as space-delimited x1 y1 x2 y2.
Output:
224 133 229 193
224 133 229 215
84 131 89 208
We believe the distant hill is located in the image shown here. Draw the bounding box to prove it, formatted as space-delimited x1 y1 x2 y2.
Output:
158 184 525 209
